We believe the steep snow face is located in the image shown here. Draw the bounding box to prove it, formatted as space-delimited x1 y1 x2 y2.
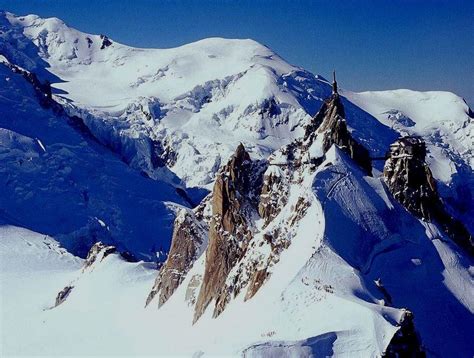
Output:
0 58 188 260
346 90 474 231
312 147 473 357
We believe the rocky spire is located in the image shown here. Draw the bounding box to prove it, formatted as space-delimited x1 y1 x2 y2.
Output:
193 144 254 322
384 136 473 254
303 79 372 175
99 34 113 49
332 70 338 95
383 137 435 219
145 208 208 308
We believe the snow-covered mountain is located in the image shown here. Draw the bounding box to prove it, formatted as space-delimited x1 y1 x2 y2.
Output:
0 11 472 357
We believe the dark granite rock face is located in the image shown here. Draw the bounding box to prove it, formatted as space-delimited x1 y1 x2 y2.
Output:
194 144 257 322
54 285 74 307
384 137 473 254
2 61 59 110
211 143 251 233
383 311 426 358
383 137 437 219
146 144 266 317
304 94 372 175
86 37 93 48
303 95 343 143
146 209 207 308
99 34 112 49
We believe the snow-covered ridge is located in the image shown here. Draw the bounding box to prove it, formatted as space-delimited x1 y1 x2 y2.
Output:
346 89 472 172
2 11 299 105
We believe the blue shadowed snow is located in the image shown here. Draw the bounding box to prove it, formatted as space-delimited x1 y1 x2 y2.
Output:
312 147 474 357
0 13 63 83
0 64 189 260
242 332 337 357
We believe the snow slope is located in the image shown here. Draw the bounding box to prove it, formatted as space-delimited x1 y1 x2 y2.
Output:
0 55 188 260
0 225 83 355
313 148 474 356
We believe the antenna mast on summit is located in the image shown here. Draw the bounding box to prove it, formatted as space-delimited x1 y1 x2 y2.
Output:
332 70 338 94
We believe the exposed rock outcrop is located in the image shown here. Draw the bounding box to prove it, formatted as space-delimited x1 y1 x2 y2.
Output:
244 268 269 301
99 34 112 49
54 285 74 307
384 137 473 253
146 208 208 307
2 60 59 110
146 144 266 316
383 137 437 220
303 93 372 175
258 165 288 225
194 144 260 322
83 242 116 271
151 138 178 168
383 311 426 357
258 97 281 118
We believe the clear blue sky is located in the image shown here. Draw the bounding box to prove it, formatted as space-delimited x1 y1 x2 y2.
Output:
2 0 473 106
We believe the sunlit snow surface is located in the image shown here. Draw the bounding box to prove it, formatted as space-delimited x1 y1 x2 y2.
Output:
1 11 473 357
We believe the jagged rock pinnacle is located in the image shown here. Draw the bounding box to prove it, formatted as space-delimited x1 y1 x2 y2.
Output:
194 144 253 322
303 93 372 175
146 209 207 308
384 136 473 254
